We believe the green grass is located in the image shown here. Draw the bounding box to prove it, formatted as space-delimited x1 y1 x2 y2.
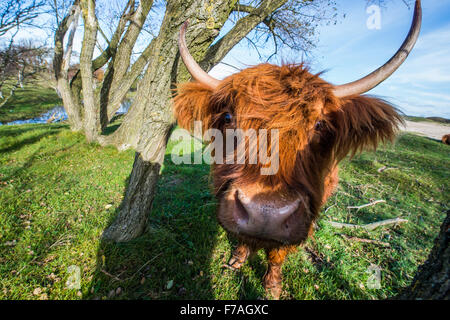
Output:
0 81 62 123
404 115 450 125
0 123 448 300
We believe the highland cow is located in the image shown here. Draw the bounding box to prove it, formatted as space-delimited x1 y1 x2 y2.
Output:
173 1 422 299
442 134 450 145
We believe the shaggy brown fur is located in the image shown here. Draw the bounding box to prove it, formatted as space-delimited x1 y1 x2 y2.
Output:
173 63 403 298
174 63 402 222
442 134 450 145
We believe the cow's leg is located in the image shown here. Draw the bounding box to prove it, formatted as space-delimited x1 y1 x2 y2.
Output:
264 246 296 300
224 243 254 270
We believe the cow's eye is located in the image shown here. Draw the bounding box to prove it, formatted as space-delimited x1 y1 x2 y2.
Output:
224 113 233 123
315 121 323 130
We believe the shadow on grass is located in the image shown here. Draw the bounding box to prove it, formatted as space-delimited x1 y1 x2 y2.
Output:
303 244 360 299
88 152 233 300
0 123 66 136
0 124 67 153
86 153 371 300
88 134 448 300
102 115 125 136
0 140 82 278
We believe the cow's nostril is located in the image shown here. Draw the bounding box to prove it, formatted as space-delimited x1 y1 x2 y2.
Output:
282 210 299 234
234 191 249 224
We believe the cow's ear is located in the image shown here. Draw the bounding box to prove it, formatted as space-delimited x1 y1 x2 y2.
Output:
329 95 404 159
173 82 213 132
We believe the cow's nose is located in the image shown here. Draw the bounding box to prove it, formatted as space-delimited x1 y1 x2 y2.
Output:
233 189 302 243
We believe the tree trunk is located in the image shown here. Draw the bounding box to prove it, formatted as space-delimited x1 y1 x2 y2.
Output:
397 211 449 299
57 77 83 131
101 0 237 242
101 152 164 242
101 0 292 243
53 0 83 131
79 0 100 142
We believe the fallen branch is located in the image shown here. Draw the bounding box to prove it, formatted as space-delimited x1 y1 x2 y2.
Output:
129 253 163 280
348 200 386 211
328 217 408 231
377 166 397 173
324 204 336 214
100 269 124 282
338 234 390 247
101 252 163 283
0 240 17 247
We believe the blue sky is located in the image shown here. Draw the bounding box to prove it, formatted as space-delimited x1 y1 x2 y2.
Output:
8 1 448 118
210 0 450 118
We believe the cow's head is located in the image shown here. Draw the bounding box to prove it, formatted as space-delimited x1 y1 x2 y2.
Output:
173 1 421 248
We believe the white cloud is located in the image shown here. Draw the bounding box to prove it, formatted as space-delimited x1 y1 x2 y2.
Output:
209 63 240 80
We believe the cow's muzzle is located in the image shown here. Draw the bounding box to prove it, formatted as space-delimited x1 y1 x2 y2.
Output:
217 185 311 245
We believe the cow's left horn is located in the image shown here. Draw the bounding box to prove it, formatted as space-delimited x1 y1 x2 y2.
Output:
333 0 422 98
178 21 221 90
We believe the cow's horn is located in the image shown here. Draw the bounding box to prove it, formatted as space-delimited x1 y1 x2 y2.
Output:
333 0 422 98
178 21 221 90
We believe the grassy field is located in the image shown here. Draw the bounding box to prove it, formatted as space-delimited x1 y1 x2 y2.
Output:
404 115 450 125
0 123 448 300
0 81 61 124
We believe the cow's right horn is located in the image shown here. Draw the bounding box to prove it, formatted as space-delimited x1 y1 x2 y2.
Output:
178 21 221 90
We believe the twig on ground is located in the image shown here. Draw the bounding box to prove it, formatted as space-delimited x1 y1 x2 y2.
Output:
48 234 72 249
101 252 163 283
338 234 391 247
0 240 17 247
378 166 397 173
347 200 386 211
129 253 163 280
101 269 124 282
222 264 237 271
324 204 336 215
198 203 217 209
328 217 408 231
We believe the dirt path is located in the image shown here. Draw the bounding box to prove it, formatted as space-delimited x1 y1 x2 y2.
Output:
402 120 449 141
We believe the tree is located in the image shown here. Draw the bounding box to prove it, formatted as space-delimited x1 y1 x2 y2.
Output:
101 0 295 241
99 0 448 299
397 211 449 299
0 0 46 37
51 0 337 241
0 0 49 107
0 41 49 108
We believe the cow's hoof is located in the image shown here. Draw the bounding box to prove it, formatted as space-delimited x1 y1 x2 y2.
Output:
263 266 282 300
223 245 252 271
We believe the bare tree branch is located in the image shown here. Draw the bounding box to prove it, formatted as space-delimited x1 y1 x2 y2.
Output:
328 218 409 231
201 0 338 70
0 41 50 108
0 0 46 37
200 0 288 72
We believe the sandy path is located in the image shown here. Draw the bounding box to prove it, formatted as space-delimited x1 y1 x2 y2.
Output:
401 120 449 141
